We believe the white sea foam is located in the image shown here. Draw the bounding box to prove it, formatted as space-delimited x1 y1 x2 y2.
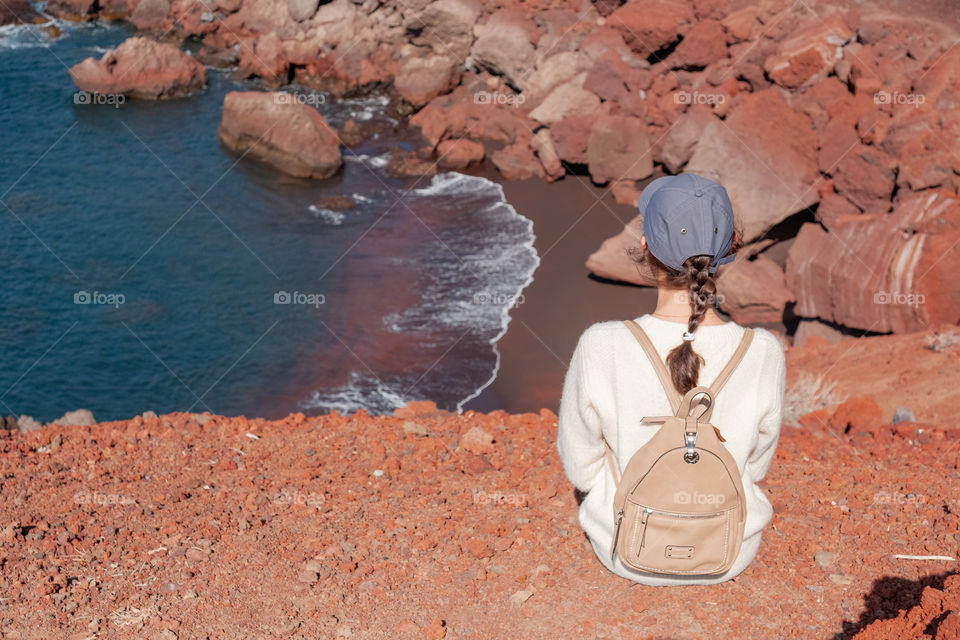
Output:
339 94 396 124
301 371 416 416
384 172 540 413
307 205 345 225
410 171 481 197
344 152 390 169
0 15 118 50
302 168 538 416
0 23 58 49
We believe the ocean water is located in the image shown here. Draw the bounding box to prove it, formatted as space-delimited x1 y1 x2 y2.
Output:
0 20 539 423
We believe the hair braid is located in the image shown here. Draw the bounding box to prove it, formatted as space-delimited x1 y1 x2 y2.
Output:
628 217 742 395
664 255 713 395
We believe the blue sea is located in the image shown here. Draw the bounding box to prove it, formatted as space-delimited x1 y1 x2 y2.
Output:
0 19 539 423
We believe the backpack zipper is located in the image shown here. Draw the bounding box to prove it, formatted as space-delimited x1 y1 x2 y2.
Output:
638 508 652 549
637 507 726 553
610 509 624 562
640 506 732 518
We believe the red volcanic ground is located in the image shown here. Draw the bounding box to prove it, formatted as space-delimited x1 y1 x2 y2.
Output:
1 401 957 639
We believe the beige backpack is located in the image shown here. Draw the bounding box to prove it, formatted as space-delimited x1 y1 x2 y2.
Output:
604 320 754 576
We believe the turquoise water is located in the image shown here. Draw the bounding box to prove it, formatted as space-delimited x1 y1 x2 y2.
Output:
0 21 538 422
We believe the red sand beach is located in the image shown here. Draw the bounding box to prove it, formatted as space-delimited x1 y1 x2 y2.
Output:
466 172 660 414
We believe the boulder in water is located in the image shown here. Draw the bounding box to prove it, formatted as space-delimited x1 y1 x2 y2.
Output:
69 36 207 100
218 91 343 179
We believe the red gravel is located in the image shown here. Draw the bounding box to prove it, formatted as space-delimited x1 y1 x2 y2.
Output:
0 402 957 639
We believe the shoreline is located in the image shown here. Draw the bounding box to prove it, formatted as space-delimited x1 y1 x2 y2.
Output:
462 166 660 414
461 165 791 415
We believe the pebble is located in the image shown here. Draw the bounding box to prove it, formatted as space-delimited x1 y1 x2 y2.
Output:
297 569 319 584
185 547 208 562
814 551 837 570
403 421 429 436
510 590 534 606
425 618 446 639
892 406 916 424
460 426 496 455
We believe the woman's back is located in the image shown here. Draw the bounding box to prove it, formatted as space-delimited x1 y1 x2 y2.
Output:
557 313 786 585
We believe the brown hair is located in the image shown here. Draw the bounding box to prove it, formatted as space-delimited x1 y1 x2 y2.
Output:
628 232 741 396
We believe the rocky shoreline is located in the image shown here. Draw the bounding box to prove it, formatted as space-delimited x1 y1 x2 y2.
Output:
9 318 960 430
29 0 958 344
3 2 959 635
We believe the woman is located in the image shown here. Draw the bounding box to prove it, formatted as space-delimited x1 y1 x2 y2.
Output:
557 173 786 585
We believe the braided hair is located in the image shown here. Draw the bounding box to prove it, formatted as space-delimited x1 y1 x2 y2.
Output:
629 234 739 396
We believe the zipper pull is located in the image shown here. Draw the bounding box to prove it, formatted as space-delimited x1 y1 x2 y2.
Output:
639 508 652 551
610 510 624 562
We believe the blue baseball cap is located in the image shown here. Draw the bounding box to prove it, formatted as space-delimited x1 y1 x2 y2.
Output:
637 173 737 274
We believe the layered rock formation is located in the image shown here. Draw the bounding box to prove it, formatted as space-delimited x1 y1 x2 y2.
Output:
787 190 960 334
218 91 343 179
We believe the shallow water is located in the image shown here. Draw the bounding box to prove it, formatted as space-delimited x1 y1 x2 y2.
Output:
0 21 538 422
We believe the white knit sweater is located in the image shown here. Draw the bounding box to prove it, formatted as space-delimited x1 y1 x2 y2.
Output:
557 314 786 586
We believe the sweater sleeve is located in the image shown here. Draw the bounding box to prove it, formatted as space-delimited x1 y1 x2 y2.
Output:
557 329 607 493
745 335 786 482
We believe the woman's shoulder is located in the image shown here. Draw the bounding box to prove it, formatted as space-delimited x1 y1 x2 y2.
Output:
576 317 785 360
747 327 786 359
577 319 634 345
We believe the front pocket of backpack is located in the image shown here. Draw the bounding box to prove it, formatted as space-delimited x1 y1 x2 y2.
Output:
628 507 733 574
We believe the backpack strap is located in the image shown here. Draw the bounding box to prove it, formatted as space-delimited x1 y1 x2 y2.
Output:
707 328 754 398
603 320 681 487
694 327 754 424
604 323 755 485
622 320 681 414
603 439 620 485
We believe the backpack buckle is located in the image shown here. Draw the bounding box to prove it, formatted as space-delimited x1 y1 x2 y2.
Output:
684 431 699 463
